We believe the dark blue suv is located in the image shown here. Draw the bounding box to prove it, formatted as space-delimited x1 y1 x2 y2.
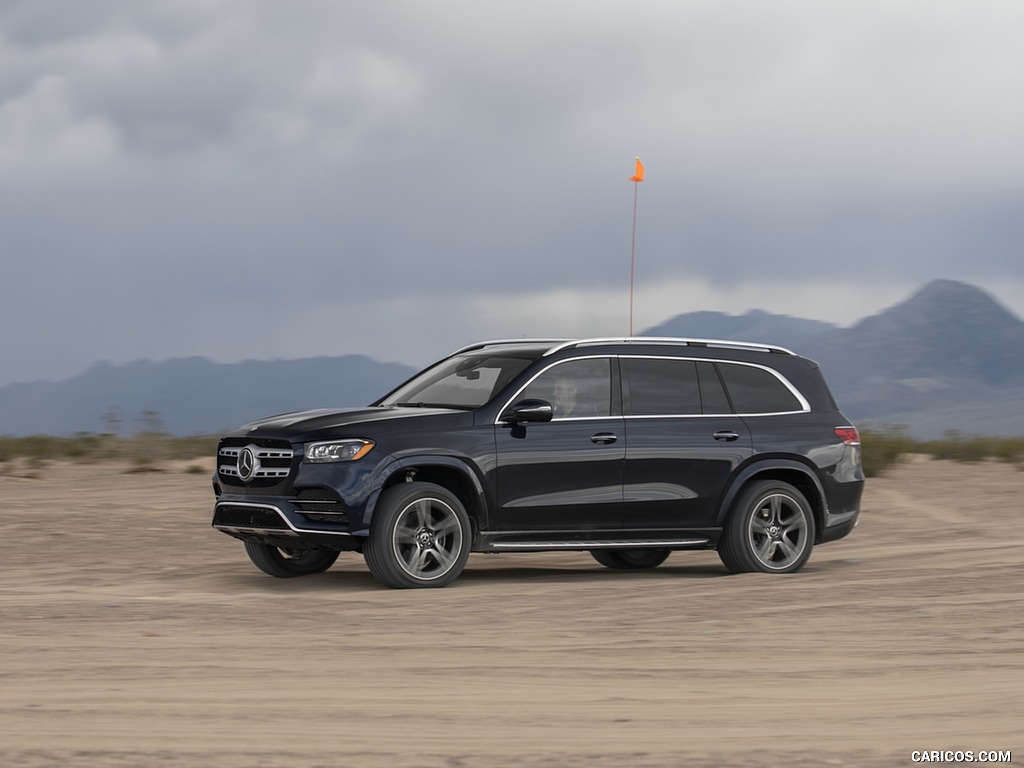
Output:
212 338 864 588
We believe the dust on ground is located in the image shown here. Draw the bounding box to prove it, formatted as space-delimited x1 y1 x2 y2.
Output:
1 458 1020 767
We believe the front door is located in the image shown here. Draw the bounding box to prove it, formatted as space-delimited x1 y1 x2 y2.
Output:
492 357 624 531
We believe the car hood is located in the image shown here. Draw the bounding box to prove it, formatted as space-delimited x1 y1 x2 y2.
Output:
226 406 469 441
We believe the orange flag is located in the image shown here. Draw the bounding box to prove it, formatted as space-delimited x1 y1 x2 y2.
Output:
630 157 645 182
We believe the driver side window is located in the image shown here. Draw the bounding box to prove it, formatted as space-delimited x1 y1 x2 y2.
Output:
519 359 612 419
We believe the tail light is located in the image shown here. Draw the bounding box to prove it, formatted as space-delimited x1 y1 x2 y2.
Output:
834 426 861 446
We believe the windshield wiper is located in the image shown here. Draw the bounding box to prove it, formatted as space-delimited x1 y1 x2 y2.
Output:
393 401 473 410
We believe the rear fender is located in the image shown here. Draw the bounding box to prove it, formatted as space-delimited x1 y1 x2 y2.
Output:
715 459 827 535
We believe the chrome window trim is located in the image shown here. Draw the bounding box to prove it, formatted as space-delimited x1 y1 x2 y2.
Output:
494 353 810 424
624 413 747 420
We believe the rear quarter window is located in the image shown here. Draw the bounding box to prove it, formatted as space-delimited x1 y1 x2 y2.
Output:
718 363 806 414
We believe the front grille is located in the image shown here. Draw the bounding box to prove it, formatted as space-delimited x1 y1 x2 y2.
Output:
214 504 290 530
217 438 295 487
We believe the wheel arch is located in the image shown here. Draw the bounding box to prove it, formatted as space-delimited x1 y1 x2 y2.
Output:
371 456 488 540
716 459 827 540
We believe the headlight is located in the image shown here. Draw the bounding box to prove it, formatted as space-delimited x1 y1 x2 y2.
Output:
304 439 375 463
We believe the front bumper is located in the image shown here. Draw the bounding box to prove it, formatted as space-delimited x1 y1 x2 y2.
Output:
212 495 366 550
212 441 400 547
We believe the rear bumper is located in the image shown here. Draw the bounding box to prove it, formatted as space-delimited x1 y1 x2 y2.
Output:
818 470 863 544
819 509 859 543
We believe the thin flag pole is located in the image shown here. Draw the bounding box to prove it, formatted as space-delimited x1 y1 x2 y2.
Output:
628 157 645 336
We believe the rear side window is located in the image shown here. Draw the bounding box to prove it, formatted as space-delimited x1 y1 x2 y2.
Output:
623 358 733 415
697 362 732 414
625 358 701 415
718 363 804 414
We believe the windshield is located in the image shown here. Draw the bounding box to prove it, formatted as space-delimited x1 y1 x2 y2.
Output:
378 353 539 409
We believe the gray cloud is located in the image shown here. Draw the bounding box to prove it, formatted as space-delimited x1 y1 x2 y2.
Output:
3 1 1024 385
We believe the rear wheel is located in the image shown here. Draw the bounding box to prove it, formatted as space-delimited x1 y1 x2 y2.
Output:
364 482 471 589
718 480 815 573
243 542 340 578
590 548 670 570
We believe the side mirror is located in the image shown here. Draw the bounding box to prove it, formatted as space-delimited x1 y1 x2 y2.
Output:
504 398 554 424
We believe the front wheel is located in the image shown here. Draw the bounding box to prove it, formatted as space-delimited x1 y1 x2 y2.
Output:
243 542 340 578
590 548 670 570
364 482 471 589
718 480 815 574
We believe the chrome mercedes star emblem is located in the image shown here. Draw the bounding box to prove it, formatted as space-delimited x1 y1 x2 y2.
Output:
237 446 259 482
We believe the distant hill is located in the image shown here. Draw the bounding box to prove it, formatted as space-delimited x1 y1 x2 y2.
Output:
639 280 1024 436
642 309 838 352
0 356 417 436
3 280 1024 438
801 280 1024 437
804 280 1024 385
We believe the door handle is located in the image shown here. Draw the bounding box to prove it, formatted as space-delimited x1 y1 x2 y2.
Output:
591 432 618 444
713 430 740 442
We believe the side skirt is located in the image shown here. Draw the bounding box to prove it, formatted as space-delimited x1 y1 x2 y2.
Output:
475 528 721 553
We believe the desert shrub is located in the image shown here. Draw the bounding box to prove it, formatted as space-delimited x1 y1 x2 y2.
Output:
7 436 70 461
0 433 218 463
986 437 1024 465
926 432 1024 465
918 430 1006 464
862 427 1024 473
859 425 915 477
163 435 219 459
125 454 165 473
62 432 108 459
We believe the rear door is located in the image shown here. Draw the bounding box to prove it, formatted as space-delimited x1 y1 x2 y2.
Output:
621 357 753 529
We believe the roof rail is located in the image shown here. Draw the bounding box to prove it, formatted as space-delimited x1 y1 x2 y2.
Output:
450 338 572 356
542 337 795 356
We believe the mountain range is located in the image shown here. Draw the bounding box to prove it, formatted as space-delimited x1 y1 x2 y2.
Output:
0 356 417 438
649 280 1024 437
3 279 1023 438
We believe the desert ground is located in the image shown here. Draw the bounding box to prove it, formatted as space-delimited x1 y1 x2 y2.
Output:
1 457 1020 767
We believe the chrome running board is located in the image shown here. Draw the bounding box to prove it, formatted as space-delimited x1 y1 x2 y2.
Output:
490 538 709 551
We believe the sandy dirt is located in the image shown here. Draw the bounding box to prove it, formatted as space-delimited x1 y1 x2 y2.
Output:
1 457 1021 767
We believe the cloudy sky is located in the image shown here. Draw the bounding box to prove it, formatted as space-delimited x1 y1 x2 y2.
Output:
3 0 1023 386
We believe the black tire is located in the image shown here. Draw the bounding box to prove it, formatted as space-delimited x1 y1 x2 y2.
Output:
364 482 471 589
590 548 671 570
718 480 816 574
243 542 340 578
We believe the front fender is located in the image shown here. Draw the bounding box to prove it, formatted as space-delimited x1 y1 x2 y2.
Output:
364 454 490 531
